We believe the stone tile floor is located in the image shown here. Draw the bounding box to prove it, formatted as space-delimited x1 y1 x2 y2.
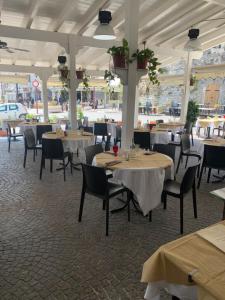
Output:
0 137 224 299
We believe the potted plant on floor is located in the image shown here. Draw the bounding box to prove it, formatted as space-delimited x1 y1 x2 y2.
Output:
186 100 199 124
107 38 129 68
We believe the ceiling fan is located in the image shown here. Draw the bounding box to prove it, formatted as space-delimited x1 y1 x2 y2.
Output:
0 40 30 53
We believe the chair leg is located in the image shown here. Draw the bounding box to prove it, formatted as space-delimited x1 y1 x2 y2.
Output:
180 195 184 234
105 198 109 236
8 137 11 152
102 200 106 210
197 164 204 189
148 211 152 222
192 181 197 218
185 156 189 168
127 191 130 222
162 191 167 210
223 202 225 220
23 149 27 168
39 156 44 180
176 153 182 174
63 158 66 181
33 149 35 162
50 159 53 173
70 154 73 174
207 168 211 183
78 188 85 222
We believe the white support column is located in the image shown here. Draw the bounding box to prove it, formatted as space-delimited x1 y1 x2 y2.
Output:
180 51 193 123
122 0 140 149
37 69 53 122
68 36 79 130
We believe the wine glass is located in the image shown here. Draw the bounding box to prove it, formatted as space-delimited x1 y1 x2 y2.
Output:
113 144 119 156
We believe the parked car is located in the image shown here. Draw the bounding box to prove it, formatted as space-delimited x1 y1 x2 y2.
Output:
0 103 27 120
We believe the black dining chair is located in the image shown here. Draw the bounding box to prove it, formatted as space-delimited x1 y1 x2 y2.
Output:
84 144 113 178
7 123 23 152
83 126 93 134
36 125 52 144
78 164 130 236
153 143 176 162
176 122 194 146
23 128 42 168
197 145 225 188
94 123 109 144
40 138 72 181
85 144 104 165
176 134 201 174
133 131 151 150
162 164 199 234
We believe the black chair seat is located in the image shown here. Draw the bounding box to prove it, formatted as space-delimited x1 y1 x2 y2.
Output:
108 182 127 197
164 180 181 195
11 133 23 137
183 150 201 159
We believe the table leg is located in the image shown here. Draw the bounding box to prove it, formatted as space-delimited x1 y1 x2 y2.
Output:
172 297 180 300
111 191 143 214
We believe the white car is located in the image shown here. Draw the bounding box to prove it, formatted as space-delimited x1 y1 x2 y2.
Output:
0 103 27 120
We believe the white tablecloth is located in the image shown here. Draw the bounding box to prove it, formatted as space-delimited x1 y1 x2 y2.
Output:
150 131 170 145
113 165 173 215
63 136 95 163
19 123 60 140
145 282 197 300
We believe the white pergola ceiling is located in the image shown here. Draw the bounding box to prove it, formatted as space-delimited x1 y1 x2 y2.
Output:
0 0 225 70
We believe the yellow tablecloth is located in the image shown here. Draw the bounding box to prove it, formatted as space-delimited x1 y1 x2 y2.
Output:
141 221 225 299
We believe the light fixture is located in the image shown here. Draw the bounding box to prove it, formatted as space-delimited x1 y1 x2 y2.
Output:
93 10 116 40
184 28 202 51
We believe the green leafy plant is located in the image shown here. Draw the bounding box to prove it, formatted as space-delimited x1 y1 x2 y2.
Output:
82 71 90 89
77 106 84 120
131 48 163 85
186 100 199 124
107 38 130 64
104 70 115 82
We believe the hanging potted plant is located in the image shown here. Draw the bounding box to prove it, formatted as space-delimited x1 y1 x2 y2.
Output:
190 74 196 86
104 70 115 83
107 38 129 68
82 72 90 89
76 68 84 80
131 48 163 85
58 56 70 88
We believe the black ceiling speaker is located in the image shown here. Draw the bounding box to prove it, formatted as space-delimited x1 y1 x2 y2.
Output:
58 56 67 64
188 29 200 40
98 10 112 24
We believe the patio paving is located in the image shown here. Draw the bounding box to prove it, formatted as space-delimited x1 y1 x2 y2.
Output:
0 137 224 299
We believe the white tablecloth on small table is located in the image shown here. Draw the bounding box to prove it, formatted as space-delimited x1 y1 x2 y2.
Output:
19 123 60 140
94 152 174 215
43 131 95 163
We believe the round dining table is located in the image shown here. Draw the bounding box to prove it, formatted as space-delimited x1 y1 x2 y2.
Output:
19 122 61 140
42 130 95 162
94 150 174 215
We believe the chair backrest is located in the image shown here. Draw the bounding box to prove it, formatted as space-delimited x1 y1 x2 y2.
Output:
36 125 52 144
203 145 225 169
181 133 191 152
77 119 82 128
83 116 89 127
24 128 36 148
94 123 108 136
153 143 176 161
85 144 103 165
181 164 198 194
133 131 151 150
42 138 64 159
7 123 12 136
82 164 108 196
83 126 93 134
184 122 192 134
116 125 121 140
156 119 164 125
